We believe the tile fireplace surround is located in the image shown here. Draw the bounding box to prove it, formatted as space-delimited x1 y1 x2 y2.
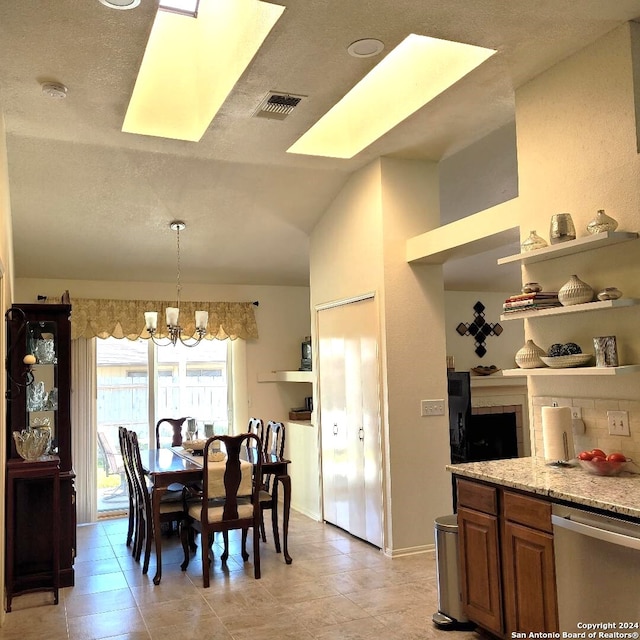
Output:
470 381 528 458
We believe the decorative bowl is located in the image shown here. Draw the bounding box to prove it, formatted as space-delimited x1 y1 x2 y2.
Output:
471 366 501 376
183 439 208 454
539 354 593 368
578 459 628 476
13 429 51 461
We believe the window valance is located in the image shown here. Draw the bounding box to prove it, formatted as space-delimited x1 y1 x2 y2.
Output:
70 298 258 341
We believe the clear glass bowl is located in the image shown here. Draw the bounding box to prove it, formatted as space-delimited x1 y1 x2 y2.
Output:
578 459 627 476
13 429 51 461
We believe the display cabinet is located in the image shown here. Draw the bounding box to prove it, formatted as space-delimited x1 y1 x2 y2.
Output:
5 457 60 611
5 303 76 599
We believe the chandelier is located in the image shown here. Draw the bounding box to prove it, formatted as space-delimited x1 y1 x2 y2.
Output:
144 221 208 347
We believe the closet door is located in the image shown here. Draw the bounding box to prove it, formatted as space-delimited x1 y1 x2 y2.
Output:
318 331 349 531
318 295 383 547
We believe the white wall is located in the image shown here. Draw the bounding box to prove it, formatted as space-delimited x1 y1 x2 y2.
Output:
444 291 525 372
513 23 640 456
310 158 452 555
439 121 519 224
14 277 318 516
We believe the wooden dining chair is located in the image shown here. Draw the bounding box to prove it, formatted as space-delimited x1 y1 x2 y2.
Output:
180 433 262 587
117 426 136 550
126 429 189 575
155 417 189 448
247 417 265 448
259 421 286 545
155 416 192 498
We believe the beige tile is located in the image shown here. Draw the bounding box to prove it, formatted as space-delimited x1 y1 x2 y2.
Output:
71 571 130 596
74 557 124 578
0 512 441 640
67 606 147 640
314 616 392 640
65 587 137 618
130 574 201 607
284 594 371 629
139 597 215 630
149 617 232 640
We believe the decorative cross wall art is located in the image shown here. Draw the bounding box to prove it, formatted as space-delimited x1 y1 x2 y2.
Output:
456 301 503 358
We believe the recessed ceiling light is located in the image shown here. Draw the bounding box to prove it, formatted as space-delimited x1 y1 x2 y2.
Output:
288 33 496 159
98 0 141 9
347 38 384 58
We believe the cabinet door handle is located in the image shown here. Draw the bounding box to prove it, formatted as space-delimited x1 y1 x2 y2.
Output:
333 423 338 436
358 427 364 441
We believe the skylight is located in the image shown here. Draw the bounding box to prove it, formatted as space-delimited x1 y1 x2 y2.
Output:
287 34 496 159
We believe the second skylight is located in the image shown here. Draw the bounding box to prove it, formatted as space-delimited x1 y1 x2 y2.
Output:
287 34 496 159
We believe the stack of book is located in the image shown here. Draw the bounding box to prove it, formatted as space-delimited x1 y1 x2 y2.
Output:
503 292 561 314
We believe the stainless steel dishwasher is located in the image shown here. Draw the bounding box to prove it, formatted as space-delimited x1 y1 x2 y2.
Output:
552 504 640 631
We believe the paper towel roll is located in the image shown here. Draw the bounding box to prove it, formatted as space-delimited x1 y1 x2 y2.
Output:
542 406 575 462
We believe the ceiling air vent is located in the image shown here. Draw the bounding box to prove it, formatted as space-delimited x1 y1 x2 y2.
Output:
253 92 305 120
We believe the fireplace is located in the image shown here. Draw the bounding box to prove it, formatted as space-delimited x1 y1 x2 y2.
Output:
448 372 522 464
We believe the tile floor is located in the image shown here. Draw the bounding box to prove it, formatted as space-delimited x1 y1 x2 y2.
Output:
0 511 484 640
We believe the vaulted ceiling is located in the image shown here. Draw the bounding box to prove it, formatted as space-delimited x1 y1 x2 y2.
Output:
2 1 640 289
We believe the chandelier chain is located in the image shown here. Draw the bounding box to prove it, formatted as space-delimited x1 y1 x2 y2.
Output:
175 224 181 308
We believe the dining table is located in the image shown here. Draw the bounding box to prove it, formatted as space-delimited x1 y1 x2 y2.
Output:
142 443 292 585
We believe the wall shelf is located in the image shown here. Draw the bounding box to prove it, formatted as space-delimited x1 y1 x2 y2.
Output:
497 231 639 266
257 370 313 383
500 298 640 321
502 365 640 376
470 375 527 387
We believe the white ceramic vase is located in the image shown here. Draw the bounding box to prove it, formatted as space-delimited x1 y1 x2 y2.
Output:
558 274 594 306
515 339 547 369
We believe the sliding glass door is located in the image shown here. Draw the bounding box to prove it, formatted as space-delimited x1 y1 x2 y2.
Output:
96 337 230 514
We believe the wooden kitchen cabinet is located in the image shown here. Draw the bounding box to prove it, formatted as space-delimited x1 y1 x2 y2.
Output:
457 479 504 635
456 478 559 637
502 490 558 633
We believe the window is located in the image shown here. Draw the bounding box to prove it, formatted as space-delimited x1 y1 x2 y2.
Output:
96 337 230 513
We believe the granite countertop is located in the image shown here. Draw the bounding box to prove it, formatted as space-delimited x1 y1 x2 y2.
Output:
446 456 640 520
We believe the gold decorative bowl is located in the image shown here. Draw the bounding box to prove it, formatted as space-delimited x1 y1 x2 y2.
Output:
13 429 51 461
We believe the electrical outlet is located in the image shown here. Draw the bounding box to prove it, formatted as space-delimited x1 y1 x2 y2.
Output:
607 410 630 436
571 407 582 420
421 399 445 417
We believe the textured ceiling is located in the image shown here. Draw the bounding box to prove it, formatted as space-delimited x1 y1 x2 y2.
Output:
1 1 640 288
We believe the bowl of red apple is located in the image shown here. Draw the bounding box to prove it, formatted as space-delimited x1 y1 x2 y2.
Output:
577 448 629 476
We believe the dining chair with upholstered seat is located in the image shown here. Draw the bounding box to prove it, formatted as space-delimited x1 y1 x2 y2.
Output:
155 417 189 448
259 420 286 546
126 429 191 575
180 433 262 587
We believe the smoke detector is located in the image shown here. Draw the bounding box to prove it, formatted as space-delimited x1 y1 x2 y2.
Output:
41 82 68 99
253 92 305 120
347 38 384 58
